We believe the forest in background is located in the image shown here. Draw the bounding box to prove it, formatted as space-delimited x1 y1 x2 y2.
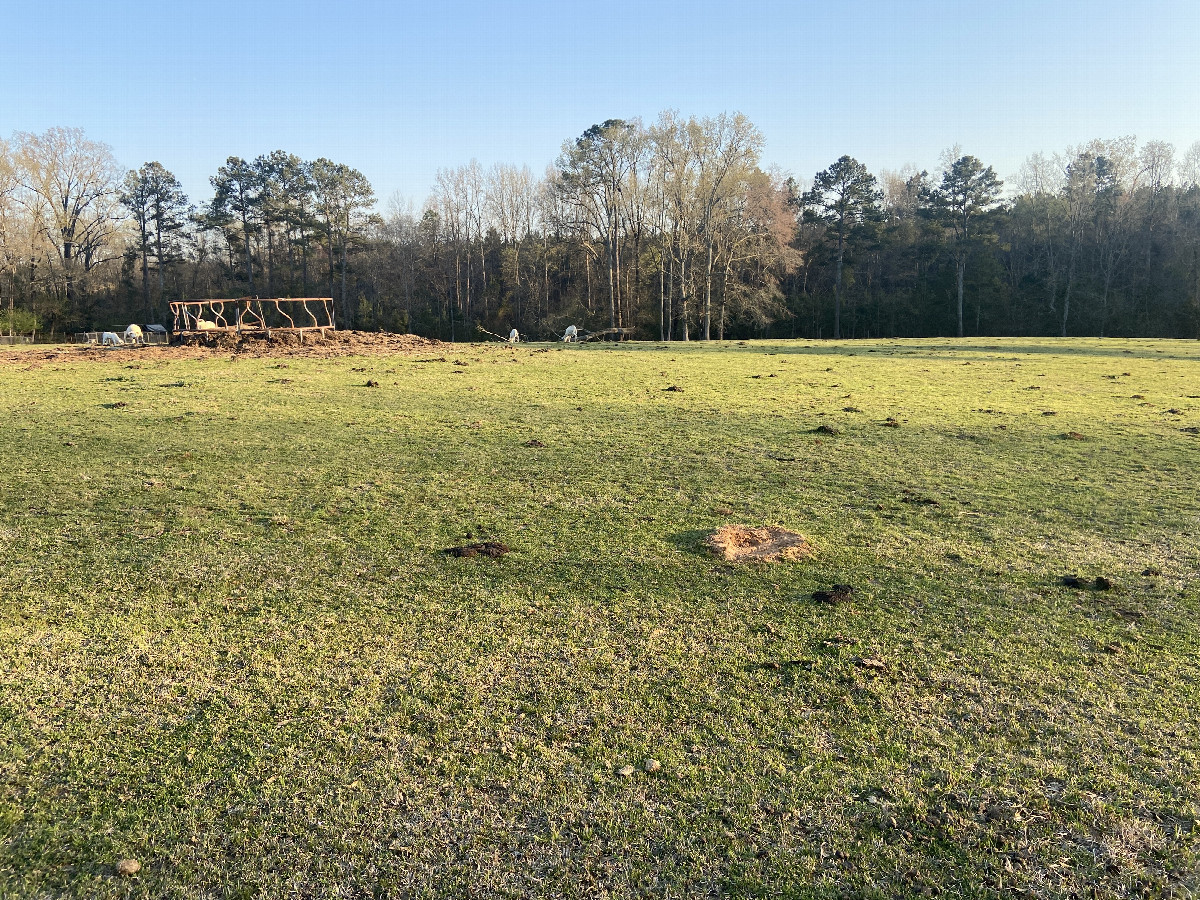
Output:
2 116 1199 341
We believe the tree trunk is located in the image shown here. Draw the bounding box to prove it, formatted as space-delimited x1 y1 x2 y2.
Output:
140 219 150 321
607 240 617 330
1061 248 1076 338
340 240 349 327
703 240 714 340
154 217 165 321
680 253 689 341
241 209 254 292
719 262 730 341
834 231 845 340
266 226 275 299
956 256 965 338
659 238 666 341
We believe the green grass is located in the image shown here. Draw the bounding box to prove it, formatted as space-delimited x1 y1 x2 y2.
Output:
1 337 1198 898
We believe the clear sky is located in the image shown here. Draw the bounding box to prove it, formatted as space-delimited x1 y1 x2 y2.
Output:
3 0 1198 209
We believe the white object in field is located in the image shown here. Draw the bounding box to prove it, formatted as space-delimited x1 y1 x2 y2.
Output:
124 324 143 343
195 319 218 330
508 329 519 343
563 325 578 342
101 331 124 346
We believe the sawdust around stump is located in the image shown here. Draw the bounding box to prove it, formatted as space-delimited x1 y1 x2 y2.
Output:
704 525 814 563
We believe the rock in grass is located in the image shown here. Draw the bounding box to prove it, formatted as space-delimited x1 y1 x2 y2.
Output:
116 859 141 877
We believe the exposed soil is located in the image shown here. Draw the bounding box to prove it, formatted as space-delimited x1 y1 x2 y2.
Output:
1062 574 1114 590
704 524 813 563
1 330 445 367
444 542 510 559
812 584 855 604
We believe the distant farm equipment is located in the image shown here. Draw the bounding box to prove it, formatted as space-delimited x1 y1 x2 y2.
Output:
170 297 336 337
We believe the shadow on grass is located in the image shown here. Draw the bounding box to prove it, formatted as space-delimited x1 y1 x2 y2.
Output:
665 528 718 558
568 339 1199 362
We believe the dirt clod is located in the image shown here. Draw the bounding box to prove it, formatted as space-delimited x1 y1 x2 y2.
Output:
644 759 662 773
523 439 546 448
813 424 840 435
116 859 141 877
1142 567 1161 576
881 417 900 427
617 764 635 777
664 385 684 392
1061 574 1085 587
704 525 813 563
1062 431 1086 440
444 542 510 559
364 380 380 387
1093 576 1113 591
813 584 855 604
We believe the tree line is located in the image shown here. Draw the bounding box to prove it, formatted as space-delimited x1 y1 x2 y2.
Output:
2 120 1199 340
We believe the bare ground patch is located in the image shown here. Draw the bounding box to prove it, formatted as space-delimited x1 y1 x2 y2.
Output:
704 524 814 562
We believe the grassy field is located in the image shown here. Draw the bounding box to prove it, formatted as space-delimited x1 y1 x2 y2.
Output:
1 336 1198 899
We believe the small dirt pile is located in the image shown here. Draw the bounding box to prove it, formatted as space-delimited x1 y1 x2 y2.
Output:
704 525 813 563
444 542 510 559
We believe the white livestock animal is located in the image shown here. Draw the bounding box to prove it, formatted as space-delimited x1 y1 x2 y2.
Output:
195 319 218 331
101 332 124 346
508 328 519 343
124 324 143 344
563 324 578 343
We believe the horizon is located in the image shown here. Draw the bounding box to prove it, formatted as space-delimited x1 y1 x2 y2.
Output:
3 0 1199 212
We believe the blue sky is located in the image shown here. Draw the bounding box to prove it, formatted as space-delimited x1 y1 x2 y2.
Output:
3 0 1198 209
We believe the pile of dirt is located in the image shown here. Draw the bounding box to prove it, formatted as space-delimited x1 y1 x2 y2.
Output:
704 525 813 563
0 331 445 366
174 329 444 358
444 542 510 559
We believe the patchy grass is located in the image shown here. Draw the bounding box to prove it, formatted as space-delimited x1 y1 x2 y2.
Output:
1 337 1198 898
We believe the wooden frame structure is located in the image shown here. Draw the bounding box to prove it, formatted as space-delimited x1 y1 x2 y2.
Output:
170 298 336 335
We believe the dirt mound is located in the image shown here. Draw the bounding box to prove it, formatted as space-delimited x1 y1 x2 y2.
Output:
174 329 444 358
0 331 445 366
444 542 510 559
704 525 813 563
